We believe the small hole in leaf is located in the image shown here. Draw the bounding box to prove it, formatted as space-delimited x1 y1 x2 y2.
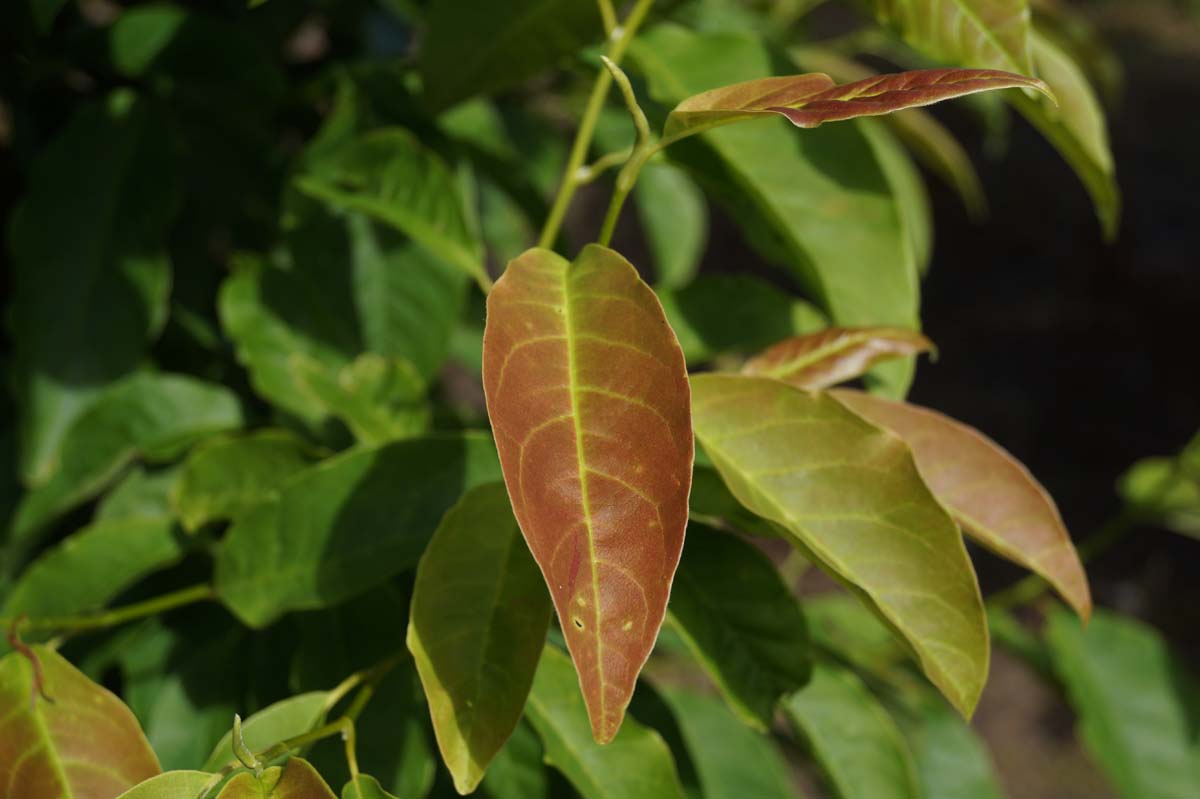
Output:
572 617 584 630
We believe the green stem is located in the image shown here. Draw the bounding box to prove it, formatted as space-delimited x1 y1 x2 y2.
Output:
537 0 656 250
597 0 617 34
1 583 216 636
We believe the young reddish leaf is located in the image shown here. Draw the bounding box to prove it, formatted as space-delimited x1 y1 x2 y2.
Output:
833 389 1091 620
482 245 694 744
214 758 336 799
664 68 1050 141
742 327 934 390
0 645 161 797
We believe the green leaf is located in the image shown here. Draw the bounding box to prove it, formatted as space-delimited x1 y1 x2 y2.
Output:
525 645 686 799
659 687 802 799
96 464 181 522
215 433 501 627
867 0 1035 74
481 719 549 799
666 524 810 729
407 483 552 793
482 245 694 743
1010 31 1119 239
9 373 242 557
1046 608 1200 799
420 0 603 112
203 693 330 772
9 90 176 484
861 116 935 278
657 275 826 366
689 462 784 539
634 162 708 288
1118 431 1200 538
341 774 399 799
804 594 908 679
291 354 430 445
2 517 184 623
0 645 161 796
215 758 336 799
630 26 921 395
833 389 1092 618
783 661 919 799
294 130 486 287
894 698 1003 799
690 374 989 716
115 771 216 799
172 431 317 532
743 327 934 390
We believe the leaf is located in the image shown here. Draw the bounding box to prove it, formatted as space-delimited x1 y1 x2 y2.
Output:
341 775 399 799
203 693 330 772
783 661 919 799
215 758 336 799
0 645 161 796
481 720 549 799
689 462 785 539
1010 31 1119 239
482 245 694 743
659 687 802 799
832 389 1092 619
743 327 934 390
9 90 176 484
690 374 989 716
1045 608 1200 799
666 524 810 729
868 0 1035 74
657 275 826 366
1118 431 1200 538
291 353 430 445
664 67 1048 140
525 645 686 798
115 771 216 799
407 483 553 793
172 431 316 532
215 433 501 627
293 130 486 286
804 593 908 678
420 0 603 112
634 162 709 288
2 517 184 623
9 373 243 557
97 464 181 522
630 26 920 395
895 698 1003 799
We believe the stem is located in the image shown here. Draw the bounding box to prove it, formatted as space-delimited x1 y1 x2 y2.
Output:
537 0 656 249
597 0 617 35
0 584 216 635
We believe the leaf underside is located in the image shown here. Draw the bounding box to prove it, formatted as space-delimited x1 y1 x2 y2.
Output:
742 326 933 389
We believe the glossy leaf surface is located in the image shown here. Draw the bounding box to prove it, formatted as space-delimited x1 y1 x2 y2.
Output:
690 374 989 715
743 327 933 390
660 687 801 799
203 693 329 771
525 646 685 798
9 91 175 484
482 245 693 743
784 662 918 799
215 434 501 627
172 431 316 532
868 0 1034 74
0 646 161 797
833 389 1091 618
667 524 810 729
215 758 336 799
665 67 1048 140
407 483 553 793
114 771 215 799
1046 608 1200 799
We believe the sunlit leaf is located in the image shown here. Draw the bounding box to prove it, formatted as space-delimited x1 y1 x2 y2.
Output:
664 67 1048 140
525 646 686 798
482 245 693 743
1046 608 1200 799
215 758 336 799
420 0 603 111
1118 431 1200 538
833 389 1091 619
294 130 486 287
9 90 175 484
667 524 809 729
115 771 216 799
291 353 430 445
341 774 399 799
215 434 501 627
0 645 161 797
784 661 919 799
743 327 933 390
659 687 802 799
9 373 242 558
867 0 1035 74
203 693 330 772
690 374 989 715
172 431 317 532
407 483 553 793
634 163 709 288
